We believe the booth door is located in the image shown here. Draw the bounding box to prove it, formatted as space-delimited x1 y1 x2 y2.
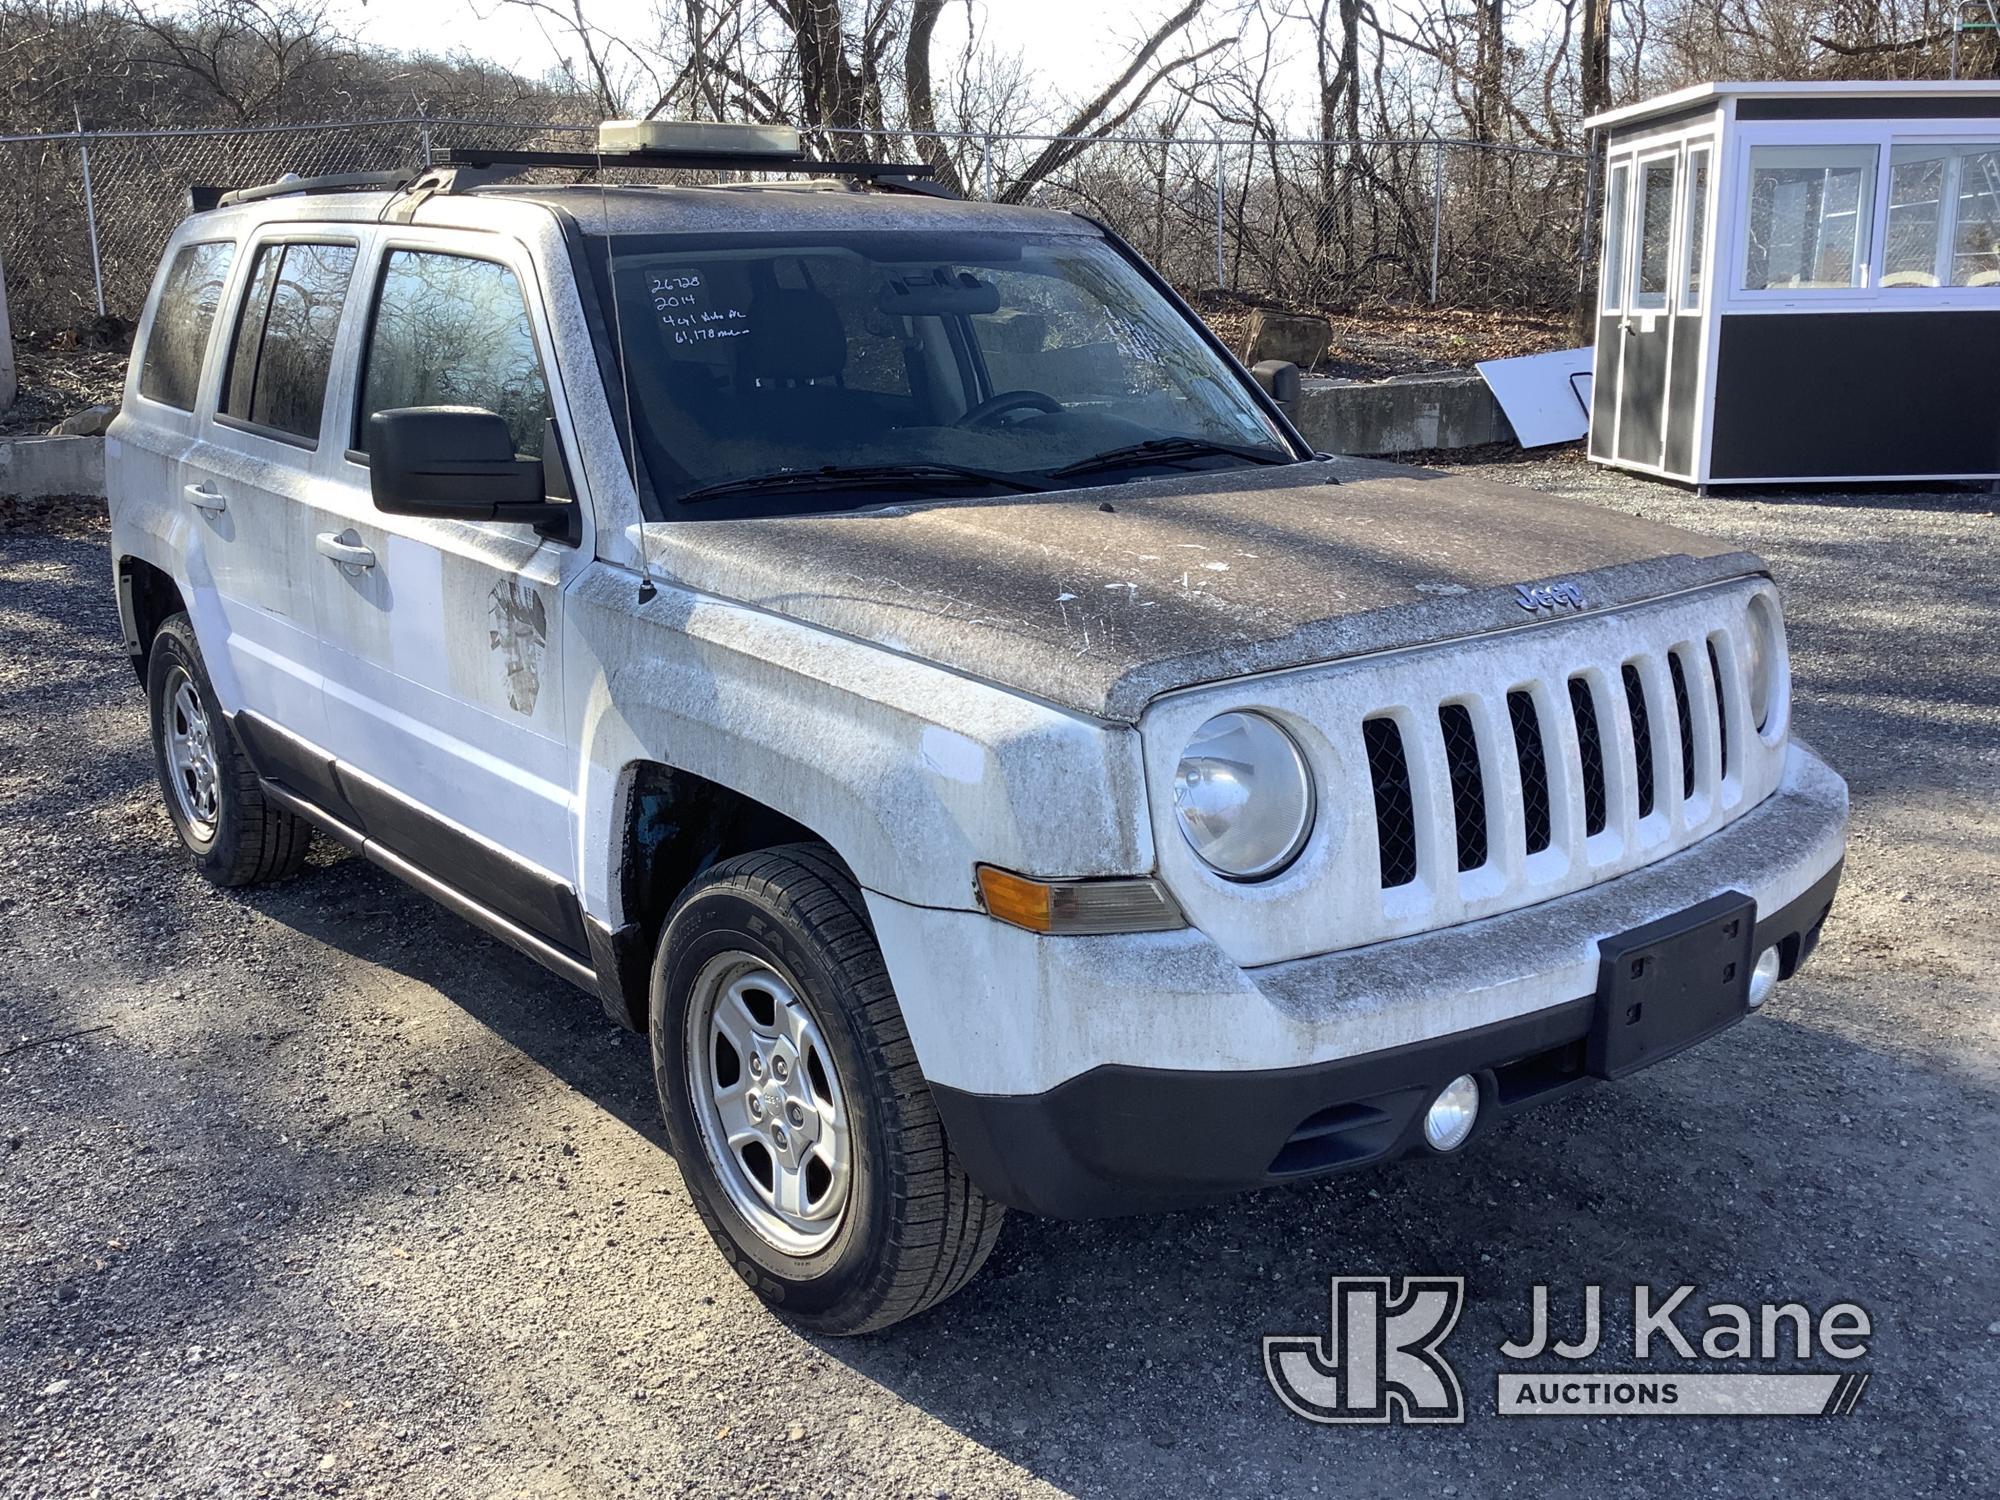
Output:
1612 151 1680 469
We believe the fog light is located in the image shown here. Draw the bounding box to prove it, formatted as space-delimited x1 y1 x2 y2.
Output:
1424 1075 1480 1152
1748 945 1781 1008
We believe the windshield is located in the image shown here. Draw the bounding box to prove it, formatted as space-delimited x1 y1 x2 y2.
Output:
585 228 1297 517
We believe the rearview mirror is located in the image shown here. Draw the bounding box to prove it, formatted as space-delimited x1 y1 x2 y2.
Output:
1250 359 1301 412
876 275 1001 316
368 407 568 524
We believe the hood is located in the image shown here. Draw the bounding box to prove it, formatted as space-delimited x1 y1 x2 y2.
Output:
639 459 1761 723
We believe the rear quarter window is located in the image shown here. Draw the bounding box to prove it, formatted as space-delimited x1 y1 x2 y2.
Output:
137 241 236 410
221 240 359 443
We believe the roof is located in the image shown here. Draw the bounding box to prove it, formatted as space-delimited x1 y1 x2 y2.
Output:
473 181 1094 237
1586 78 2000 132
188 175 1094 240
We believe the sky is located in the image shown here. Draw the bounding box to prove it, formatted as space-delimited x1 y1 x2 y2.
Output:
338 0 1326 125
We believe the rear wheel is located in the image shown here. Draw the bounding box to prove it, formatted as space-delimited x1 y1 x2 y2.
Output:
146 613 311 886
652 844 1004 1334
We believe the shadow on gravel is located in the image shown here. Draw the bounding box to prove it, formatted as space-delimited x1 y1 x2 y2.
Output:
202 837 2000 1496
247 849 666 1148
805 1000 1999 1494
1699 483 1999 514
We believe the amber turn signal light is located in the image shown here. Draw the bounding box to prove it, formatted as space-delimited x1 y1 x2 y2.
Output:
974 865 1184 935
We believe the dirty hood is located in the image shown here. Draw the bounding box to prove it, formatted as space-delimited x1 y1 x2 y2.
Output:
639 460 1761 723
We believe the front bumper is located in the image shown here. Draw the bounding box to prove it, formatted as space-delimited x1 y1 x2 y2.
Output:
930 860 1839 1216
864 742 1847 1217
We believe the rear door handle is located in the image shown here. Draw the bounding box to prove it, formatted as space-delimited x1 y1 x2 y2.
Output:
314 530 377 571
183 482 226 512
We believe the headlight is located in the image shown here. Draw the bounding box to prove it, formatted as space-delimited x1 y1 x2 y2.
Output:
1172 711 1314 880
1744 594 1782 731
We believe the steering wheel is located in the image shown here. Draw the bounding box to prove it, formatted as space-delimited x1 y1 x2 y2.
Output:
957 389 1064 429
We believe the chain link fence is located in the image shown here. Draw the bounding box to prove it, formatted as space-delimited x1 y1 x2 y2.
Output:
0 115 1586 333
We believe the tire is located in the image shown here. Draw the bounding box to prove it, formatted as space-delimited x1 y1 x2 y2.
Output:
146 613 311 887
651 843 1004 1334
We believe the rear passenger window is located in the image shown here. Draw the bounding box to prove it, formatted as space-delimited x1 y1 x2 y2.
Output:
358 251 550 458
221 241 357 442
139 241 236 410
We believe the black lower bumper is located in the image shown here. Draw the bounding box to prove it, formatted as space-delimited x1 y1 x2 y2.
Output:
931 861 1841 1218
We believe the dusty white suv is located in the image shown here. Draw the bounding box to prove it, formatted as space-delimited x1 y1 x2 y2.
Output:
106 124 1846 1333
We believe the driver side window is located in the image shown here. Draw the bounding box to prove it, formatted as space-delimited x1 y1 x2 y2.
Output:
357 250 551 458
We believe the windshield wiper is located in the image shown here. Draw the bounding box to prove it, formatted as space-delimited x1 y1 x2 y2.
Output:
1046 436 1293 480
679 462 1044 506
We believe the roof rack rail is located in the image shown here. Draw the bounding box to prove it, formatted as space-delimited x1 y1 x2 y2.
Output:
433 145 940 186
215 168 415 209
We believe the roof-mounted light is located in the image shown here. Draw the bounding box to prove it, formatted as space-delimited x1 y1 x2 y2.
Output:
596 119 803 158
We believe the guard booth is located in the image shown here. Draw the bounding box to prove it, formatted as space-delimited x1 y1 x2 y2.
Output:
1585 80 2000 487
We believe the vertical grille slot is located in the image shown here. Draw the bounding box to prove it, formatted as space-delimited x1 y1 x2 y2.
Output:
1668 651 1696 799
1507 690 1553 856
1707 640 1729 781
1621 663 1657 818
1362 717 1419 889
1567 676 1609 837
1438 704 1488 872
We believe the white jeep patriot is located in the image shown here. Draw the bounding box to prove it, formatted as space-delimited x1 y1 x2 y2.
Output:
106 123 1847 1333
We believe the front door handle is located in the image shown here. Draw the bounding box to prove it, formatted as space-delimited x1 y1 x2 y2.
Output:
314 530 377 571
183 482 226 513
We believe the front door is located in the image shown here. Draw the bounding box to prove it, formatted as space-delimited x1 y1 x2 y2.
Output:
1614 150 1680 468
305 235 593 958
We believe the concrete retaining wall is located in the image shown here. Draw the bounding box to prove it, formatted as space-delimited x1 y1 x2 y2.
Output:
1289 371 1512 457
0 435 105 498
0 386 1512 503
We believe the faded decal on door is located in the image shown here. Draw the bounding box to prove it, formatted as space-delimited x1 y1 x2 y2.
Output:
488 578 549 714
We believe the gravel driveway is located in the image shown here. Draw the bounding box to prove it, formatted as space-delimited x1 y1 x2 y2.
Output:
4 465 1997 1498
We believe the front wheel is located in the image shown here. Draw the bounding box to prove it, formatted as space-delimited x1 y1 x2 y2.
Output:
651 844 1004 1334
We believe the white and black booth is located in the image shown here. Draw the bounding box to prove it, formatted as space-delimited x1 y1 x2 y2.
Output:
1586 80 2000 487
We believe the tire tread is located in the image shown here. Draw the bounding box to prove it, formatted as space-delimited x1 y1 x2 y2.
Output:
665 843 1004 1334
150 615 311 887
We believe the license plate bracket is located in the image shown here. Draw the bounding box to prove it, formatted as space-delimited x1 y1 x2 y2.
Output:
1590 891 1757 1080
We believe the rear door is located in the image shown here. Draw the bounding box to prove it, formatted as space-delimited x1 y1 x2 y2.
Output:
181 231 361 777
119 235 238 650
304 231 593 957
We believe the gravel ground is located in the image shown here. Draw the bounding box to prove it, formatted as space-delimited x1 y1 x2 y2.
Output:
3 467 1997 1499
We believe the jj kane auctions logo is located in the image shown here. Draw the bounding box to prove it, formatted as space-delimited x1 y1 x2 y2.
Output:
1264 1278 1872 1424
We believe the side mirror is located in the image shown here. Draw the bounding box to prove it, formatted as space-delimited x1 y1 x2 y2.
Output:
368 406 568 524
1250 359 1301 412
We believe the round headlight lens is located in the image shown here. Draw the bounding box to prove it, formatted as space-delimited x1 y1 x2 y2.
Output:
1172 712 1314 880
1744 594 1781 731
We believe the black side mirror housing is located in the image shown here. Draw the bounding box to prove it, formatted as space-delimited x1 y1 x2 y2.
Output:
368 406 570 525
1250 359 1302 412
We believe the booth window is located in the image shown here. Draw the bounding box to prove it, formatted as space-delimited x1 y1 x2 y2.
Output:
1633 158 1676 310
1601 162 1630 311
1682 148 1710 310
1885 143 2000 289
1742 145 1877 290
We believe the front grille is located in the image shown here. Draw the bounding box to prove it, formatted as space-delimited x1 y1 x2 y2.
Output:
1568 676 1609 836
1708 640 1729 780
1669 650 1697 800
1508 690 1553 856
1621 663 1656 818
1438 704 1487 871
1354 630 1749 896
1147 581 1785 963
1362 716 1418 888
